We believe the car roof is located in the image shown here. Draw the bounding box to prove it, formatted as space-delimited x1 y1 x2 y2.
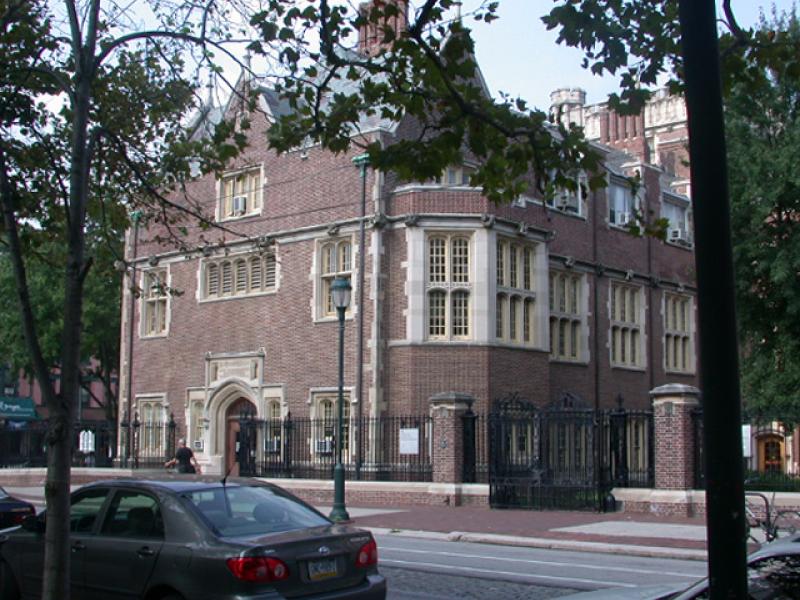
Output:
750 532 800 560
80 477 282 495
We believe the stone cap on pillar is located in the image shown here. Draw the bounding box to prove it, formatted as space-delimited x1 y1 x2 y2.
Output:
429 391 474 413
650 383 701 405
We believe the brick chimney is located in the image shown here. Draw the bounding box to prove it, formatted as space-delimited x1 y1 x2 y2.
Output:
358 0 408 56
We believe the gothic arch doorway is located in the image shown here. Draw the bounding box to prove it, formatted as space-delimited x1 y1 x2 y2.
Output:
225 397 256 476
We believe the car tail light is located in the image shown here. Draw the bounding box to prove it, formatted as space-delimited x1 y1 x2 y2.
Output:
355 539 378 568
226 557 290 582
11 507 35 525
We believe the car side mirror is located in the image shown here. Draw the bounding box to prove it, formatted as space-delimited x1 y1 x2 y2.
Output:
21 514 45 534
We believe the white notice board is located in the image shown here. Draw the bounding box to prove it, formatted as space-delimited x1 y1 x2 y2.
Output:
399 428 419 455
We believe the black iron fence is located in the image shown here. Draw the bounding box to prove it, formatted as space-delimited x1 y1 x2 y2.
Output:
599 407 655 489
119 414 177 469
0 420 117 468
237 413 433 482
484 393 655 511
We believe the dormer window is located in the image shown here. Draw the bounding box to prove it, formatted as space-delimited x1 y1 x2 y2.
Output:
662 194 692 245
546 171 587 216
608 177 639 227
219 167 262 220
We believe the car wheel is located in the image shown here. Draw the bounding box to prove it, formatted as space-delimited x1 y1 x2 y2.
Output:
0 560 21 600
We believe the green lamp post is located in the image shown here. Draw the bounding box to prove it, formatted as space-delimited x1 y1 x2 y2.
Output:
329 277 352 522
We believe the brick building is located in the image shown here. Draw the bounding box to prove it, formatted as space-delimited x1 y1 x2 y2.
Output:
119 7 698 476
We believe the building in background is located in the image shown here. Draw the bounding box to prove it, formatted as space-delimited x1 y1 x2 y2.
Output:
118 0 699 477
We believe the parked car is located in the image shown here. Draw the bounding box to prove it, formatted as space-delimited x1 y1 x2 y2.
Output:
0 487 35 531
0 477 386 600
559 532 800 599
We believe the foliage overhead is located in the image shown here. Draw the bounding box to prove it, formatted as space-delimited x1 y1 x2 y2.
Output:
727 9 800 424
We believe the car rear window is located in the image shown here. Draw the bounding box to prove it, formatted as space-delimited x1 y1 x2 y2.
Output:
183 485 329 537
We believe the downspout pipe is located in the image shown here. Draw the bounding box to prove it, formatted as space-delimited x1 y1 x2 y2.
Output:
353 153 369 478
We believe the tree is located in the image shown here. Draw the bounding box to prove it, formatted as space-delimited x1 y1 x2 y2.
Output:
727 9 800 424
0 0 252 597
0 233 122 421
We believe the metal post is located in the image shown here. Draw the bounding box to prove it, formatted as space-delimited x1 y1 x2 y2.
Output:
124 210 142 466
678 1 748 596
330 304 350 522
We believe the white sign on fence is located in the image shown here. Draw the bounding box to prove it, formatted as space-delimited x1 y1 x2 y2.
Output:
742 424 752 458
399 428 419 455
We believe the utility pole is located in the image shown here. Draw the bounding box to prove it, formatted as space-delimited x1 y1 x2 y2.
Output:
678 2 748 596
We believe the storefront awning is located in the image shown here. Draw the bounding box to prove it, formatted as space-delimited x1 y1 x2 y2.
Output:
0 396 39 421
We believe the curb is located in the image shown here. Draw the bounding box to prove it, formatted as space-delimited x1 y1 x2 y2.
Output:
365 527 708 562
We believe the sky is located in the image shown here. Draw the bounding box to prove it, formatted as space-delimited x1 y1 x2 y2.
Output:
461 0 798 111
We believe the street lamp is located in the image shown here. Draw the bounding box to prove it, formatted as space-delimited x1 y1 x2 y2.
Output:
330 276 351 522
123 210 142 467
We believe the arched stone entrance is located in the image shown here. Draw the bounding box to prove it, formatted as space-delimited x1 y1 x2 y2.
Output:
225 397 257 476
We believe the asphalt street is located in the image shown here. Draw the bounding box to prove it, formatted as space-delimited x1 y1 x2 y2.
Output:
376 534 708 599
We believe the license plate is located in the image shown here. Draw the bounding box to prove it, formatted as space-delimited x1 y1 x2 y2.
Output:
307 557 338 581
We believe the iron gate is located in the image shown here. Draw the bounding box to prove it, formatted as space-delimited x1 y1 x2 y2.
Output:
488 393 653 511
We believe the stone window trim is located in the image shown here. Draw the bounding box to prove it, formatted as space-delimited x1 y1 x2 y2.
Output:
609 281 646 370
663 292 696 375
140 267 170 339
309 389 354 459
496 238 537 347
549 270 588 363
199 250 278 302
314 236 356 322
217 164 264 221
425 232 473 341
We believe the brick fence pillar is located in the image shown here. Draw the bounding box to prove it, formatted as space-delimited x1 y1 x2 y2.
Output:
651 383 701 490
429 392 474 484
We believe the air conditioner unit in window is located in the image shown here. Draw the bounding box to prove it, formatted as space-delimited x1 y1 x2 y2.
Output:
316 440 333 454
232 195 247 215
669 228 686 242
617 212 632 226
265 439 280 453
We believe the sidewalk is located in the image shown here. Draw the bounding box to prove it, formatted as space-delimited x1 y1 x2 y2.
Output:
338 504 710 561
8 485 710 561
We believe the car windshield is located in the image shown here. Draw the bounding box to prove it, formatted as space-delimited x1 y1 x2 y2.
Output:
182 485 330 537
0 487 8 499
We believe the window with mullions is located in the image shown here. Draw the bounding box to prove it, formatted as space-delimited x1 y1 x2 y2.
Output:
496 239 537 345
219 167 262 219
664 293 694 373
319 239 352 318
203 252 277 300
435 165 476 187
549 271 584 361
138 400 167 458
313 393 351 458
426 234 472 340
265 400 282 454
610 282 644 368
142 269 168 337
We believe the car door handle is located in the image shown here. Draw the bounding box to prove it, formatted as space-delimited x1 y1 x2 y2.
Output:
71 541 86 553
137 547 155 557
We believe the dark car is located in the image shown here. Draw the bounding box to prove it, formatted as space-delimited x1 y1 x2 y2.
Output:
0 487 35 531
0 478 386 600
559 532 800 599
